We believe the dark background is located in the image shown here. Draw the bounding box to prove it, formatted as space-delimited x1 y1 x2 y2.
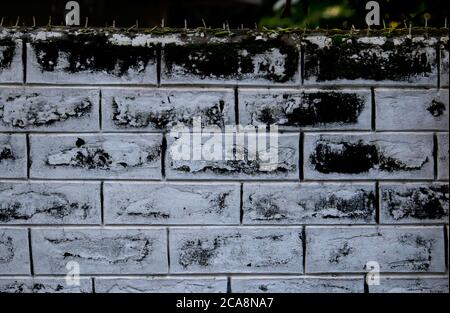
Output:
0 0 448 29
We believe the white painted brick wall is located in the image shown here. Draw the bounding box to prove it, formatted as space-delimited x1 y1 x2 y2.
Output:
0 28 448 293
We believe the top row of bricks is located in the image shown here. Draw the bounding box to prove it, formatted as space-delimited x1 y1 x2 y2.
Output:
0 29 449 86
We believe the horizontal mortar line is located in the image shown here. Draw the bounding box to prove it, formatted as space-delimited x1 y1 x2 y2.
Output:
0 224 447 228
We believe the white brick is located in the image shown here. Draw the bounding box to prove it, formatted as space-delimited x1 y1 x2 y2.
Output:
0 278 92 293
169 227 303 273
376 89 449 130
0 181 101 224
369 276 449 293
30 134 162 179
0 38 23 83
0 229 30 274
0 134 27 178
104 182 240 225
437 133 449 180
31 228 168 274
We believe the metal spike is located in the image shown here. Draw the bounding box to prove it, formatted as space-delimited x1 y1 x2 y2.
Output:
113 20 116 28
382 19 386 29
0 17 3 27
445 17 448 28
202 18 206 28
161 19 164 28
85 17 88 28
33 16 36 27
184 19 187 30
48 16 51 27
15 16 19 27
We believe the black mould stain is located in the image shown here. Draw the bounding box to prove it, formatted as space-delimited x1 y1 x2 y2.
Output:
256 92 365 127
178 234 241 268
310 139 429 174
0 191 91 222
383 185 449 220
248 194 286 221
31 33 156 76
208 192 230 214
329 242 353 264
426 99 446 117
0 235 14 264
393 234 435 271
163 38 298 83
304 37 435 82
0 146 14 162
0 39 16 70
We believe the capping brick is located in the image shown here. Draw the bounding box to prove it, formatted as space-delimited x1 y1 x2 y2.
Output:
104 182 240 225
0 87 100 132
0 181 101 224
242 183 376 224
239 89 371 130
0 278 92 293
305 226 446 273
30 134 162 179
440 36 449 87
303 36 439 86
102 88 235 131
437 132 449 180
95 277 227 293
304 133 434 180
169 227 303 273
0 33 23 83
380 183 449 224
0 134 27 179
368 276 449 293
26 31 158 84
375 89 449 130
231 276 364 293
31 228 168 275
161 33 300 85
0 228 30 274
166 133 299 180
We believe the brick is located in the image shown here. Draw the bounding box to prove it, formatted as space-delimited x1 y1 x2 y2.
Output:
304 133 434 180
369 276 449 293
166 133 299 180
0 278 92 293
26 31 158 84
31 228 168 274
161 33 300 85
0 229 30 274
0 181 101 224
306 226 446 273
30 134 162 179
0 35 22 83
440 36 449 87
303 36 438 85
243 183 376 224
376 89 449 130
231 276 363 293
104 182 240 225
437 133 449 180
170 227 303 273
95 277 227 293
380 183 449 224
0 134 27 178
0 87 100 131
239 89 371 130
102 88 235 131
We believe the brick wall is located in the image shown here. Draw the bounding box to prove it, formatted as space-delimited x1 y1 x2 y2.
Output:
0 27 448 293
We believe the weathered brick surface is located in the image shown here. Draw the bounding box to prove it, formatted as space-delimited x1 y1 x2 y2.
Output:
31 228 168 274
243 183 376 224
0 29 448 293
95 277 227 293
375 89 449 130
369 276 449 293
169 227 303 273
437 132 449 180
306 227 446 273
166 133 299 180
303 36 439 85
161 33 300 85
231 277 364 293
0 134 27 178
0 32 23 83
304 133 434 180
0 181 101 224
0 278 92 293
102 88 235 131
380 183 449 224
239 89 371 130
30 134 162 179
0 87 100 131
0 229 30 274
104 182 240 224
27 31 158 84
